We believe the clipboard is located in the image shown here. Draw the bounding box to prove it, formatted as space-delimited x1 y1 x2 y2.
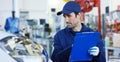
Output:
69 32 100 62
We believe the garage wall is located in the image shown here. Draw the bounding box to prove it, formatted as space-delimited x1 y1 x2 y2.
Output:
19 0 48 21
110 0 120 12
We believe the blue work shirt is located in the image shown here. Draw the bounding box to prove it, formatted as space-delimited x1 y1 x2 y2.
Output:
4 17 19 34
51 23 106 62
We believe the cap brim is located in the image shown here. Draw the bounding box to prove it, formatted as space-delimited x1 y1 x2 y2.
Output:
57 10 72 16
57 11 62 15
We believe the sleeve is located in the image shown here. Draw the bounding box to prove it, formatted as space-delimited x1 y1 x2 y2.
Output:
93 39 106 62
51 34 63 62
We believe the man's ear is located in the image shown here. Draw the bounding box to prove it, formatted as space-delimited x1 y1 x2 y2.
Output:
79 13 84 21
78 13 82 19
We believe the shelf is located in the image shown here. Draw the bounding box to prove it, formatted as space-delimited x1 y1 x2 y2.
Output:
106 47 120 60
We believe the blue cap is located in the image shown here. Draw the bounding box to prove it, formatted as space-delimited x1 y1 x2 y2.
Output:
57 1 82 15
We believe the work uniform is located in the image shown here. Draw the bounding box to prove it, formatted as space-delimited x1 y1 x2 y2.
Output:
51 23 106 62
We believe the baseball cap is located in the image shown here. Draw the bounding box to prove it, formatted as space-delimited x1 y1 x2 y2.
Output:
57 1 82 15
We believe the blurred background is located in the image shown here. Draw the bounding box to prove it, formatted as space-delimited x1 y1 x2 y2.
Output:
0 0 120 62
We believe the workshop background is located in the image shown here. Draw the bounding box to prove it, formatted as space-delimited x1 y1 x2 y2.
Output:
0 0 120 62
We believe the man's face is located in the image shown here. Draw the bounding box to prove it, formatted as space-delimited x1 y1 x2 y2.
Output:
63 12 81 28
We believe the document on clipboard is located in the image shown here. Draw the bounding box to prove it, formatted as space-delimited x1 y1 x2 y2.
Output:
69 32 100 62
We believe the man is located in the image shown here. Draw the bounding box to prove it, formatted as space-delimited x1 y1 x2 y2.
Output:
51 1 106 62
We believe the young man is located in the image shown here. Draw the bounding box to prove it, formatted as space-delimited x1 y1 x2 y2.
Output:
51 1 106 62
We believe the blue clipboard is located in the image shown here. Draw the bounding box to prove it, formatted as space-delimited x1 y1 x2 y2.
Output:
69 32 100 62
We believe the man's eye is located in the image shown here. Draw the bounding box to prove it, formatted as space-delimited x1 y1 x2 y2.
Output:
67 15 71 17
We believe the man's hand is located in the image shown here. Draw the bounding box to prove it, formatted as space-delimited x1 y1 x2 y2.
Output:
88 46 99 56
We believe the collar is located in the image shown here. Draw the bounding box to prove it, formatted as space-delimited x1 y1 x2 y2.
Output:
66 23 87 33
